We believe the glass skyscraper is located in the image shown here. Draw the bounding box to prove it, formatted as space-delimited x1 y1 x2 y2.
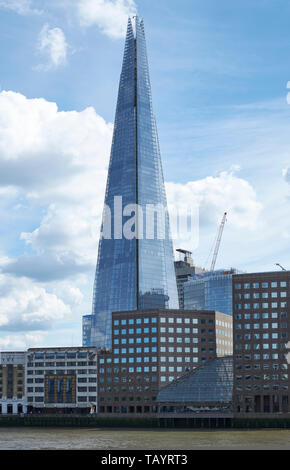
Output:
183 269 240 316
83 17 178 348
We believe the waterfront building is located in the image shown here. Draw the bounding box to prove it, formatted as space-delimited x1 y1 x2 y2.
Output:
97 308 232 415
84 16 178 348
156 356 233 415
0 351 26 415
174 249 204 309
232 271 290 416
184 268 239 316
25 347 98 414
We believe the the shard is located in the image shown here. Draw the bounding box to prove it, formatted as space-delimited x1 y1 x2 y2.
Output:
83 16 178 348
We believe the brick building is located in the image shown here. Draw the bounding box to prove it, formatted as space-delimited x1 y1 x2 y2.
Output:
0 351 26 414
98 308 232 415
233 271 290 416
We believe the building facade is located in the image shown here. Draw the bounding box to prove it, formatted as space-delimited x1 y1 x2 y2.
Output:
184 269 238 316
97 308 232 415
233 271 290 416
25 347 98 414
85 16 178 349
174 249 204 309
0 351 26 415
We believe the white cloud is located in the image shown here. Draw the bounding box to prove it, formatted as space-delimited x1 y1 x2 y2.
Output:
78 0 137 38
0 90 112 187
36 24 68 70
0 0 41 15
0 332 47 351
51 282 84 306
0 0 137 39
0 90 112 282
167 169 262 231
0 274 71 331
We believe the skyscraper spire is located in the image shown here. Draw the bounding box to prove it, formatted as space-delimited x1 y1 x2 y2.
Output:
84 17 178 348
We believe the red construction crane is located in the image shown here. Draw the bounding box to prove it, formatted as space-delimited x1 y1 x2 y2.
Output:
210 212 227 271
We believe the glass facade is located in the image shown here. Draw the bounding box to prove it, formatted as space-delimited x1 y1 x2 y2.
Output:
157 356 233 405
86 17 178 348
184 270 239 316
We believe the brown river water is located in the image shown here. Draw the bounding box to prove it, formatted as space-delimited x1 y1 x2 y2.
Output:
1 427 290 449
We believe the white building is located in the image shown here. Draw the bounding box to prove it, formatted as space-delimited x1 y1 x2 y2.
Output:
25 347 98 414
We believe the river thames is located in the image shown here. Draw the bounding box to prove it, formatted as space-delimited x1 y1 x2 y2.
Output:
1 427 290 450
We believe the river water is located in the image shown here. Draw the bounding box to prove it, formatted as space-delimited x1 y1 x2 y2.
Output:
1 427 290 449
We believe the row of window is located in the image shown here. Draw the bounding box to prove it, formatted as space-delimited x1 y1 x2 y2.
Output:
160 336 207 343
99 396 156 403
235 343 286 350
114 328 157 335
101 356 201 368
28 352 90 360
100 355 211 365
234 282 288 289
27 370 96 375
113 318 157 326
113 317 200 327
0 387 22 392
0 394 23 399
217 349 232 356
112 347 218 356
111 355 158 362
236 374 288 381
216 339 233 346
26 377 97 384
113 332 158 342
26 396 96 403
27 386 97 393
161 317 198 324
235 302 287 309
215 320 232 328
236 363 287 370
235 385 288 391
235 323 287 330
216 329 232 338
235 353 286 360
27 362 96 367
235 312 287 319
236 333 286 339
99 375 158 383
160 327 215 334
0 365 23 369
100 386 158 393
235 292 287 300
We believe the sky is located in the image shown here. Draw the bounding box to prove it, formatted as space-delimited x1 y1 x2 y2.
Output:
0 0 290 350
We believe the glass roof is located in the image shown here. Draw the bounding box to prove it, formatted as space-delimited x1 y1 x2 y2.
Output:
157 356 233 404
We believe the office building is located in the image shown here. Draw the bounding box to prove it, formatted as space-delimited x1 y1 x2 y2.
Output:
97 308 232 415
25 347 98 414
174 249 204 309
233 271 290 416
184 269 239 316
85 16 178 348
0 351 26 414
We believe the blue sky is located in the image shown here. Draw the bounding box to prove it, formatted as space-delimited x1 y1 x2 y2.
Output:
0 0 290 349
